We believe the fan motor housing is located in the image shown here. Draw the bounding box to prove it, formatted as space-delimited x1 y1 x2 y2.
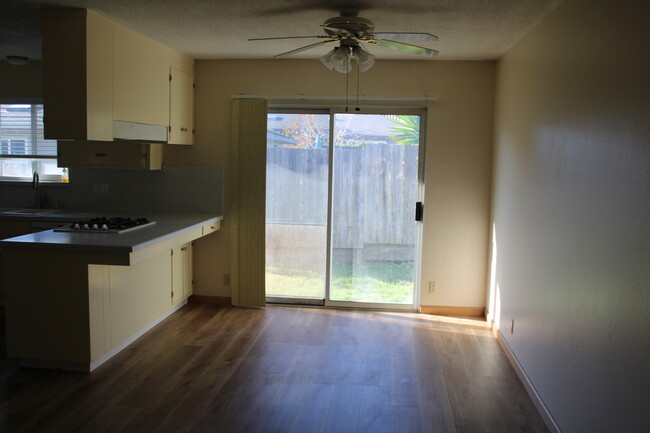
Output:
323 15 375 36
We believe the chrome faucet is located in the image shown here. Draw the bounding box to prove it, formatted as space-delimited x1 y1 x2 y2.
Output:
32 171 40 208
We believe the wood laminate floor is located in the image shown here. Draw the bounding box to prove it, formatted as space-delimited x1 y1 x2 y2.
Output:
0 305 549 433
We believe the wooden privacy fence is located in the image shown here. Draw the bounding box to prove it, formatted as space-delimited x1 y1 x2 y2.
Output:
266 144 419 249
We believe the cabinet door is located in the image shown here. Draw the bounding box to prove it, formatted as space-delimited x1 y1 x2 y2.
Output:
58 141 162 170
42 10 89 140
169 67 194 145
182 243 193 299
101 142 163 170
113 24 169 127
102 142 149 169
57 141 104 167
43 10 113 141
138 39 169 126
172 242 193 304
112 24 138 124
85 11 114 141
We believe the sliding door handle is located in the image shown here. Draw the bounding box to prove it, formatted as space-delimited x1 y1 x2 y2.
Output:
415 202 423 222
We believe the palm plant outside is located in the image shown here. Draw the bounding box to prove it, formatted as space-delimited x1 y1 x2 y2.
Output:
388 115 420 145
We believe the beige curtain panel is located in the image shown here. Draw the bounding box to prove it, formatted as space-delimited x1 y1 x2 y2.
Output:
231 98 268 308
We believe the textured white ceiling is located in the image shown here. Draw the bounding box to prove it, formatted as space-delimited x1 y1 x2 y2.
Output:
1 0 563 62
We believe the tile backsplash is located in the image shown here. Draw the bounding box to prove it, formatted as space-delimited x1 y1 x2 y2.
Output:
0 165 223 215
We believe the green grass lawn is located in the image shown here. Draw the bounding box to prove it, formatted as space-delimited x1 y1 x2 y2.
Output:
266 262 414 304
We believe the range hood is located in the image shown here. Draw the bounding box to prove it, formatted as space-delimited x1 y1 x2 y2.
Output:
113 120 168 142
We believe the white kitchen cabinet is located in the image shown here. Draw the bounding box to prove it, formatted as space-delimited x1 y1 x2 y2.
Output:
88 251 173 360
172 242 193 304
113 24 169 127
57 141 163 170
169 67 194 145
43 9 113 141
43 8 193 145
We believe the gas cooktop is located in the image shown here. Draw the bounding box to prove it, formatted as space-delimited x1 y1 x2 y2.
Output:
54 217 156 234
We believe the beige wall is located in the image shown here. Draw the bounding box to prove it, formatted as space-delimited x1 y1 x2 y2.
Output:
491 0 649 431
0 61 43 99
168 59 495 307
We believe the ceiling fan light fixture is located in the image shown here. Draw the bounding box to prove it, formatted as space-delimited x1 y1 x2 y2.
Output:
320 47 352 73
320 45 375 74
351 45 375 72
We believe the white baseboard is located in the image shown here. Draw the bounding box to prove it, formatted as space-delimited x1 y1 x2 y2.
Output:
496 330 563 433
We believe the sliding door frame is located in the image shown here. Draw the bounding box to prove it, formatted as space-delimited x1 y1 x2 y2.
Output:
266 107 330 306
324 106 426 312
266 105 426 312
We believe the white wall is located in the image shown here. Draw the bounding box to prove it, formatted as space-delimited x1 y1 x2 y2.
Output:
490 0 650 432
166 59 495 308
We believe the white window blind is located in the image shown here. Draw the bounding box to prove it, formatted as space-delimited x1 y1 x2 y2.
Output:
0 103 64 181
0 104 56 157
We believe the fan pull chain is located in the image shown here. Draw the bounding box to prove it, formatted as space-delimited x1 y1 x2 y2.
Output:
345 53 350 112
355 61 360 112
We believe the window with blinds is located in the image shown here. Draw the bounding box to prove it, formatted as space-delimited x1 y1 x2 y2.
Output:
0 103 65 182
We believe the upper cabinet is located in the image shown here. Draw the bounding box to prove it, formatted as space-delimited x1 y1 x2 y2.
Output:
57 141 163 170
112 22 169 128
43 9 113 141
169 67 194 145
42 9 194 145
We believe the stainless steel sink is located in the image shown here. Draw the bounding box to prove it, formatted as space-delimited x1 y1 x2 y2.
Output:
2 208 61 216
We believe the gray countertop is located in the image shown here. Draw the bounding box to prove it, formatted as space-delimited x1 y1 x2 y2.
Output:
0 207 102 222
0 214 223 253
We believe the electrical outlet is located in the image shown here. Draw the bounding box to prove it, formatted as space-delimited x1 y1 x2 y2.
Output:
428 281 437 294
92 182 109 194
223 273 231 286
511 319 515 334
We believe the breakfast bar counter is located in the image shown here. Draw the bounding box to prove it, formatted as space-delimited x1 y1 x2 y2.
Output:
1 214 221 254
0 214 223 372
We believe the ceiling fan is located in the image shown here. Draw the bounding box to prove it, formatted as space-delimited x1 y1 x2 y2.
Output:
249 7 438 73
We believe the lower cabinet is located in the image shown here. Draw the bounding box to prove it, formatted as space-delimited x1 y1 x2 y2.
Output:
172 242 193 305
89 251 173 360
88 242 193 362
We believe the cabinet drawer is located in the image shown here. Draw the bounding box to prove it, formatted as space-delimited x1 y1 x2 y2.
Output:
202 220 220 236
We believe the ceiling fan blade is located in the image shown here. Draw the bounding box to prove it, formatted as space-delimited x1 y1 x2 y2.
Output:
373 32 438 41
374 39 438 57
274 39 338 58
249 35 329 41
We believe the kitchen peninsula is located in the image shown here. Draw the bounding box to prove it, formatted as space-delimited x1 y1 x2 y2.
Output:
1 214 222 372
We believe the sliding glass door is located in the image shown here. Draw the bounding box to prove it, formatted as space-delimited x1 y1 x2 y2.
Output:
266 109 424 310
265 112 330 302
329 113 421 307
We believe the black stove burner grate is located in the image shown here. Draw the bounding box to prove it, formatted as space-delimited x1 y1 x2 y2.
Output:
54 217 156 233
84 217 151 230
